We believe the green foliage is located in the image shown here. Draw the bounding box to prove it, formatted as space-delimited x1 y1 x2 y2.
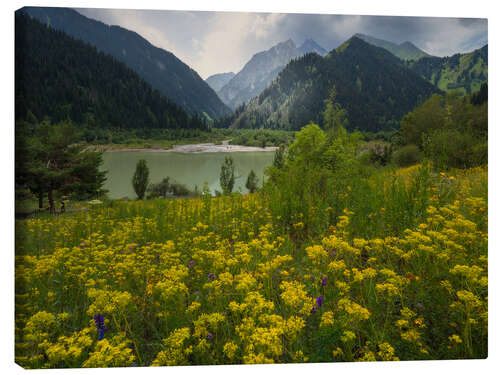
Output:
132 160 149 200
273 145 286 169
408 45 487 94
287 123 326 167
15 119 106 212
245 170 258 193
471 83 488 106
264 122 364 240
363 142 392 166
423 129 487 171
147 177 171 199
396 90 487 170
170 182 192 197
220 156 235 195
323 86 349 131
392 144 421 167
225 129 294 147
398 94 446 149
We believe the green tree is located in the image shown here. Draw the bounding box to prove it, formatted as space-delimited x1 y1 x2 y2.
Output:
220 156 235 195
273 145 286 169
132 159 149 200
287 123 326 168
16 120 106 212
245 170 258 193
397 94 446 149
323 86 348 133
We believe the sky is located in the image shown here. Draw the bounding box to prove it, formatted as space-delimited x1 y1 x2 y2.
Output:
73 8 485 80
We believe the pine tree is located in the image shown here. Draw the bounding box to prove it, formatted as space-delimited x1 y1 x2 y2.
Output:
323 86 348 133
132 159 149 200
220 156 235 195
245 170 258 193
16 120 106 212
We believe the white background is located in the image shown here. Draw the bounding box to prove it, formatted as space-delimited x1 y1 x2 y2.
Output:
1 0 497 374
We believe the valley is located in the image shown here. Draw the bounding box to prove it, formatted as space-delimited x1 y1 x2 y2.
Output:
14 7 488 369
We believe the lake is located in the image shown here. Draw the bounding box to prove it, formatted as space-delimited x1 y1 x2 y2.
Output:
101 150 276 199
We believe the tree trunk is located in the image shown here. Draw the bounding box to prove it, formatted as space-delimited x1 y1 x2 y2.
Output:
48 188 55 214
38 192 44 209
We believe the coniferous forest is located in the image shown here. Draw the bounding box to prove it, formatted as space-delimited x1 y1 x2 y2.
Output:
16 14 208 132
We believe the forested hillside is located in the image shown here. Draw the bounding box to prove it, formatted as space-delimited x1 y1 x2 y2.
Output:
15 13 207 131
217 39 327 110
229 37 440 132
354 33 432 60
408 45 488 94
22 7 230 119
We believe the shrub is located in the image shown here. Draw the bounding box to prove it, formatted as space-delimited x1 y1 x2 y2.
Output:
423 129 487 170
392 144 421 167
147 177 171 199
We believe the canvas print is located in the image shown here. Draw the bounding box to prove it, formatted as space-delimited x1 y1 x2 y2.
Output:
14 6 488 369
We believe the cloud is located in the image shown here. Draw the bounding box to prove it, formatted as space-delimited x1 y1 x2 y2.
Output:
75 8 488 79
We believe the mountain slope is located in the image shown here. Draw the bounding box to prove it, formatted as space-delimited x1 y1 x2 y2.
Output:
15 13 206 131
218 38 327 110
355 33 432 60
205 72 235 92
22 6 231 119
229 37 441 132
298 38 327 56
408 45 488 94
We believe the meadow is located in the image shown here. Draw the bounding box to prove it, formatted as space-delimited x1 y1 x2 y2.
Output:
15 163 487 367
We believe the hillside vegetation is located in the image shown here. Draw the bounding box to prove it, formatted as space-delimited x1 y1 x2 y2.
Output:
228 37 440 132
409 45 488 94
15 13 207 131
355 33 432 60
22 7 230 119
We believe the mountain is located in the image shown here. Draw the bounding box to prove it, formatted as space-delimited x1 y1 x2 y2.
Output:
205 72 235 92
355 33 432 61
228 36 441 132
217 38 327 110
15 13 207 131
21 6 231 119
298 38 328 56
408 45 488 94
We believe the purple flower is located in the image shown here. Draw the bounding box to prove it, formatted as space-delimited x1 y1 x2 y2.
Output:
93 313 107 340
206 333 214 340
310 276 316 283
316 295 324 308
321 276 327 287
331 247 337 257
188 260 195 269
207 273 215 281
311 305 317 314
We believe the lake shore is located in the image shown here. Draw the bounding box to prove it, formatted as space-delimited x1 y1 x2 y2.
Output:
87 140 278 153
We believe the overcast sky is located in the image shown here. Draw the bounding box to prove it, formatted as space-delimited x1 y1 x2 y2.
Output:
75 8 488 79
